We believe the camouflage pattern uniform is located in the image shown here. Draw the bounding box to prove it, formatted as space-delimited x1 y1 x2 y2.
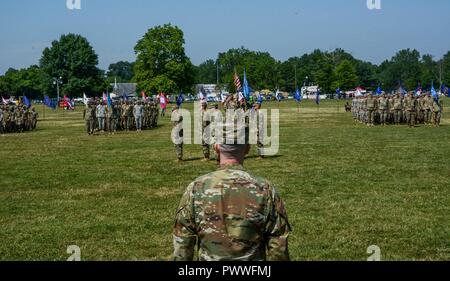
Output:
404 93 417 127
173 165 291 261
172 107 183 161
16 106 24 132
224 94 239 110
417 95 425 124
424 94 433 125
108 103 119 134
84 104 96 135
393 94 403 125
431 98 442 127
31 108 38 130
378 94 388 125
121 102 128 130
365 94 377 126
201 105 211 160
387 95 395 124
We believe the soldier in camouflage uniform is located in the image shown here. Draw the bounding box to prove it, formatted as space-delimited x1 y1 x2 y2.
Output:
31 107 38 130
404 92 417 128
83 102 96 135
200 101 211 161
133 100 144 132
360 95 367 124
108 102 119 134
16 105 24 133
387 94 395 124
173 125 291 261
416 95 425 124
143 102 150 129
431 98 442 127
393 93 403 125
253 102 265 159
172 105 183 162
423 93 433 125
121 101 129 130
224 94 239 110
378 93 388 126
364 93 377 126
151 100 159 128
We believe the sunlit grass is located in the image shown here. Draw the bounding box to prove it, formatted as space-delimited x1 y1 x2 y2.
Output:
0 99 449 261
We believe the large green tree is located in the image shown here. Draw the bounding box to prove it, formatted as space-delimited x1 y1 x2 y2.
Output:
441 51 450 87
217 47 280 92
134 24 194 94
0 66 43 99
377 49 422 90
195 59 218 84
107 61 135 83
332 60 358 91
40 33 105 97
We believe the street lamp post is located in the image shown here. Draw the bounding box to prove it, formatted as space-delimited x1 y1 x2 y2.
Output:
53 77 63 108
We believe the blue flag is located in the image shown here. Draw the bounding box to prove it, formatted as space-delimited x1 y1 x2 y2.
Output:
431 84 439 101
316 90 320 105
243 69 251 101
107 92 113 108
44 95 56 109
440 84 448 97
443 84 449 97
257 94 264 104
23 96 31 108
176 93 184 107
294 88 302 102
336 88 342 99
376 86 382 95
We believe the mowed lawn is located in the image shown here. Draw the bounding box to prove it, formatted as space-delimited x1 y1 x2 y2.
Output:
0 99 449 261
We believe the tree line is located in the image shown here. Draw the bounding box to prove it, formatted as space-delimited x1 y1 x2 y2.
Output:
1 24 449 99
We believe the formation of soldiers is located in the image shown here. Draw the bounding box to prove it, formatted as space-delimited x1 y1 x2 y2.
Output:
172 94 265 162
0 104 38 134
352 91 443 127
83 99 159 135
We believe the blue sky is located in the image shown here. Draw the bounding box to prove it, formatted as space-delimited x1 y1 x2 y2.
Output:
1 0 449 74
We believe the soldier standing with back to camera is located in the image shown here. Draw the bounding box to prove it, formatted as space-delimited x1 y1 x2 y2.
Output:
173 122 291 261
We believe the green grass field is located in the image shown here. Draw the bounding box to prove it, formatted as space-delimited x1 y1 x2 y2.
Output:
0 99 449 261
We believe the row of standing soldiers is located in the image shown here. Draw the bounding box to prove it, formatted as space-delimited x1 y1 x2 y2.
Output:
83 100 159 135
172 95 265 162
0 104 38 134
352 92 443 127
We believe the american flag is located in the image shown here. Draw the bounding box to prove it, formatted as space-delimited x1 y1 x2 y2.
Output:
234 72 242 91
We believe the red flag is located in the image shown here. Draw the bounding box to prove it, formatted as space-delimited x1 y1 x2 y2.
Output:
141 91 148 101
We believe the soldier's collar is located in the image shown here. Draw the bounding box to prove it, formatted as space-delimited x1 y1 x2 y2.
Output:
219 163 245 171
